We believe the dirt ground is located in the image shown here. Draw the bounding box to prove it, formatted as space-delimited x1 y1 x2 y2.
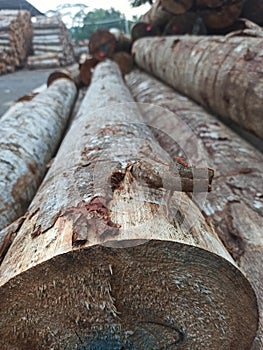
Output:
0 68 53 117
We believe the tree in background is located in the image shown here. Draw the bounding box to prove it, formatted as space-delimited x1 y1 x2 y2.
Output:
71 8 132 41
46 5 133 42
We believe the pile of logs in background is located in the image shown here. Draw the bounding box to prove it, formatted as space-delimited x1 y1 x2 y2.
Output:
0 10 32 75
131 0 263 38
28 15 75 69
0 1 262 347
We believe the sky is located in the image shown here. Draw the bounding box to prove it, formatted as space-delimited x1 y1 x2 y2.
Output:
29 0 151 21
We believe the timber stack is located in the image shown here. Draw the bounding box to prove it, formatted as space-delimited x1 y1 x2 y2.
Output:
0 10 32 75
133 0 263 39
28 15 75 69
0 60 258 349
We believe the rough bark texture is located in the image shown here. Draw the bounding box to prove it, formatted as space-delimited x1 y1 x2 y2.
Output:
132 35 263 140
0 78 77 230
0 61 258 349
126 69 263 349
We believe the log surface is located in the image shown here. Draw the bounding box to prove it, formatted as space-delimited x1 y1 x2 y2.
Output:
126 69 263 348
132 35 263 140
0 78 77 229
0 61 258 349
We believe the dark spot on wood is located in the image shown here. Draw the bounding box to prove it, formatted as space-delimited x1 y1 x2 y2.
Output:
31 225 42 239
171 39 180 49
243 49 257 61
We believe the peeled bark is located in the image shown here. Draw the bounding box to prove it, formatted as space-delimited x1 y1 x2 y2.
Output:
0 61 258 349
0 78 77 230
132 35 263 140
126 69 263 348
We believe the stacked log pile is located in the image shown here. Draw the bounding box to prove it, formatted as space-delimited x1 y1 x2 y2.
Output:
0 10 32 75
28 15 75 69
126 70 263 348
134 0 263 38
0 60 258 349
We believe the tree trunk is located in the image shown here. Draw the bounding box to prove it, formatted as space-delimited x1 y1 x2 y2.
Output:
79 57 98 86
47 63 80 88
0 61 258 349
132 35 263 140
126 69 263 348
0 78 77 230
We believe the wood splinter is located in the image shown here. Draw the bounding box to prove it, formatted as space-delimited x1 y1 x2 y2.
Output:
130 159 214 192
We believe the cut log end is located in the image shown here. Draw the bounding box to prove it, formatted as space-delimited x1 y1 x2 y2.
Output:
0 241 258 349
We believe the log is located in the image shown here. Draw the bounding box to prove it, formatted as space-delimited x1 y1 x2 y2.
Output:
162 0 193 14
132 35 263 140
241 0 263 25
112 52 134 76
47 63 80 88
126 69 263 347
199 1 244 29
140 0 175 29
131 22 161 41
0 61 257 350
0 60 258 349
79 57 99 86
27 57 60 69
109 29 132 53
0 78 77 230
163 12 207 35
88 29 116 61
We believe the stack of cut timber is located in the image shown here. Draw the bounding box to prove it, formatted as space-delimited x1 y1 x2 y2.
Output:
0 60 258 349
134 0 262 38
0 10 32 75
28 15 75 69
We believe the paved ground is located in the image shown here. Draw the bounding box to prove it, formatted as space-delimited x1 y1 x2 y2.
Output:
0 68 53 117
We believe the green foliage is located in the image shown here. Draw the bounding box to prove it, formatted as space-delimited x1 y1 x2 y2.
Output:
71 8 130 41
130 0 153 7
46 5 134 42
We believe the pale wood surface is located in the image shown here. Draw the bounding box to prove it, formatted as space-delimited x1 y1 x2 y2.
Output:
126 69 263 349
132 35 263 140
0 60 258 349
